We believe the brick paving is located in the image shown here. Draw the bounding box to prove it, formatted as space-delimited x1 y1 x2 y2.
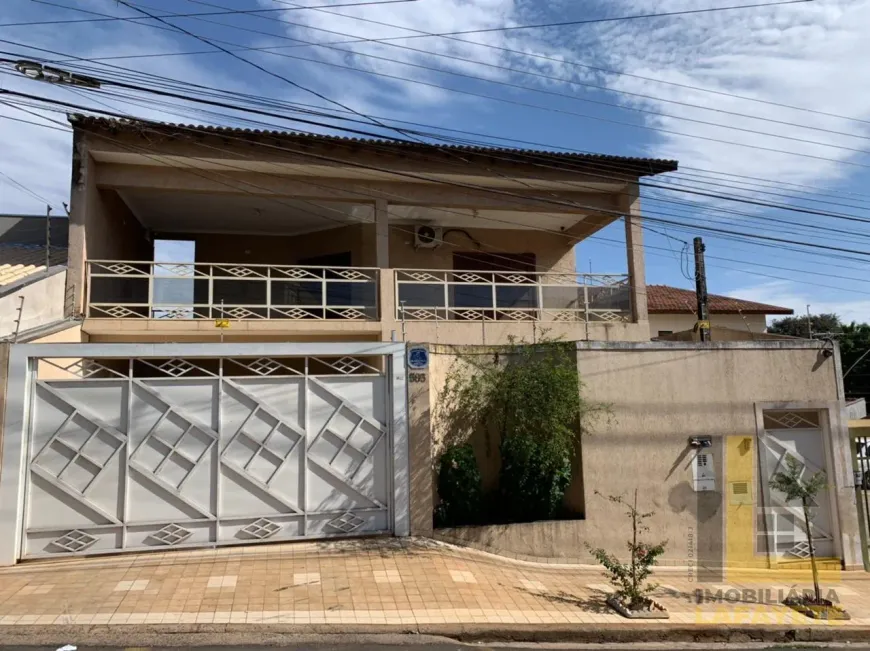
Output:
0 538 868 627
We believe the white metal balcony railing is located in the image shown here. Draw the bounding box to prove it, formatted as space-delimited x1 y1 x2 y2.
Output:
86 261 632 325
87 261 380 321
395 269 631 322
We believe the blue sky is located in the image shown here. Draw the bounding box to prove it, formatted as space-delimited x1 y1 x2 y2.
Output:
2 0 870 321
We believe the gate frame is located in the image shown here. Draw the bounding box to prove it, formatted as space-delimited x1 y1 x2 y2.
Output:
752 401 852 569
0 342 409 566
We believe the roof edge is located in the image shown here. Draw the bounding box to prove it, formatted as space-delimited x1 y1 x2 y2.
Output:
68 114 679 177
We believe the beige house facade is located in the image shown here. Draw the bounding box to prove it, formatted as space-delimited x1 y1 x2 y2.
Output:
0 116 864 571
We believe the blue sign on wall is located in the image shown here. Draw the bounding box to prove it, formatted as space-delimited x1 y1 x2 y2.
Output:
407 346 429 370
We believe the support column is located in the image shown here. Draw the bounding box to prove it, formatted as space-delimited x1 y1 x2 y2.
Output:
65 134 90 318
621 183 648 324
375 199 389 269
408 343 433 536
374 199 395 341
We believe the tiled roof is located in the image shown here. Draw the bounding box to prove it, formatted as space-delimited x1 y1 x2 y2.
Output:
647 284 794 315
0 244 67 287
68 114 679 177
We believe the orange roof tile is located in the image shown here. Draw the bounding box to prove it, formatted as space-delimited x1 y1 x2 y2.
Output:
647 284 793 315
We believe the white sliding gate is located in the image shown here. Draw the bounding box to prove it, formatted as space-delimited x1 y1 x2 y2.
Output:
0 343 409 564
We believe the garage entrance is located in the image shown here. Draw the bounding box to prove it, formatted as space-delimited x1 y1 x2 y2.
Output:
0 343 408 564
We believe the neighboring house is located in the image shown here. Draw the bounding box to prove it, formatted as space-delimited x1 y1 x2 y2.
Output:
0 215 69 339
647 284 794 338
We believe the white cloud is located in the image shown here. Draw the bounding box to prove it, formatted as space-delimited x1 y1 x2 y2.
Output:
586 0 870 188
727 280 870 324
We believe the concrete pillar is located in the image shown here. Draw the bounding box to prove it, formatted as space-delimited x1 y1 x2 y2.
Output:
379 270 397 343
621 182 648 324
407 343 433 536
375 199 389 269
64 134 90 318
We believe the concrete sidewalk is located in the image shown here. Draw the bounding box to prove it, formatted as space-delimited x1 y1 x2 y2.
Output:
1 539 869 639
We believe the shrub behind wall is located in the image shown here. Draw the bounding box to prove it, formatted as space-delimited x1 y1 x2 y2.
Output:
432 339 606 526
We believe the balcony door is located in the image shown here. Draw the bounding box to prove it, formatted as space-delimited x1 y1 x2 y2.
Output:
452 252 537 319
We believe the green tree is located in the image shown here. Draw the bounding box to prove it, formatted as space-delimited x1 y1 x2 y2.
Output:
768 313 842 339
769 315 870 400
839 322 870 401
769 455 827 603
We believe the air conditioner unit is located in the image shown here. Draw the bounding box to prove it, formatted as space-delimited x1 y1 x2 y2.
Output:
414 224 443 249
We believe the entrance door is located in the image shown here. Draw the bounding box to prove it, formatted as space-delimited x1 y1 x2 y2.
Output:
757 410 836 560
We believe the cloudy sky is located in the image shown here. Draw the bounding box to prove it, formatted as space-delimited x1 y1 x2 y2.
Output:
2 0 870 322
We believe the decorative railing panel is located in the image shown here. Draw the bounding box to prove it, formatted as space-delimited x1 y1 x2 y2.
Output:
394 269 631 322
87 261 379 321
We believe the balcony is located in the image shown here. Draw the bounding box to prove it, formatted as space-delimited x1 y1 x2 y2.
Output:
87 261 379 321
395 269 631 323
84 261 635 342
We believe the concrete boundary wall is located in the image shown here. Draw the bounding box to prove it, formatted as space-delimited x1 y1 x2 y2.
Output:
430 340 861 570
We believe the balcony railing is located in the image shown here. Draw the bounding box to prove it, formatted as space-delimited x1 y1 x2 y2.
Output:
395 269 631 322
87 261 379 321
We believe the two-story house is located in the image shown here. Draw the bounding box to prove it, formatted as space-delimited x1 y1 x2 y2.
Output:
0 115 680 564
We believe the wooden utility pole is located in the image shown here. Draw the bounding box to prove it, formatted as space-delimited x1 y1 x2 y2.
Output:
694 237 710 343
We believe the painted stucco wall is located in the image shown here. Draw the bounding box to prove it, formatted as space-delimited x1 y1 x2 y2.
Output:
0 271 67 339
434 341 860 569
649 313 768 338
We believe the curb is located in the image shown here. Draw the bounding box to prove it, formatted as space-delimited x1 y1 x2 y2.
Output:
3 624 870 646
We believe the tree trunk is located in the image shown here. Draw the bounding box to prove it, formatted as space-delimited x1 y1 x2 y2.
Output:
802 497 822 603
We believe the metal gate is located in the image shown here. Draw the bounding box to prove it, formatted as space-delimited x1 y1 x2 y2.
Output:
757 410 835 561
0 343 409 563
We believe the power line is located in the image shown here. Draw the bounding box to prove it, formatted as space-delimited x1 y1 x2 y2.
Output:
0 169 54 206
0 0 420 27
8 77 870 278
8 41 870 258
8 53 870 233
2 100 869 297
263 0 866 129
24 0 867 160
22 78 870 259
152 0 870 150
87 113 870 295
10 0 812 33
5 76 870 262
11 37 870 214
48 26 870 172
35 93 870 259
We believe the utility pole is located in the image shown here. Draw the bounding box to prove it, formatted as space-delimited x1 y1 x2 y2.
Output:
806 305 813 339
694 237 710 343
